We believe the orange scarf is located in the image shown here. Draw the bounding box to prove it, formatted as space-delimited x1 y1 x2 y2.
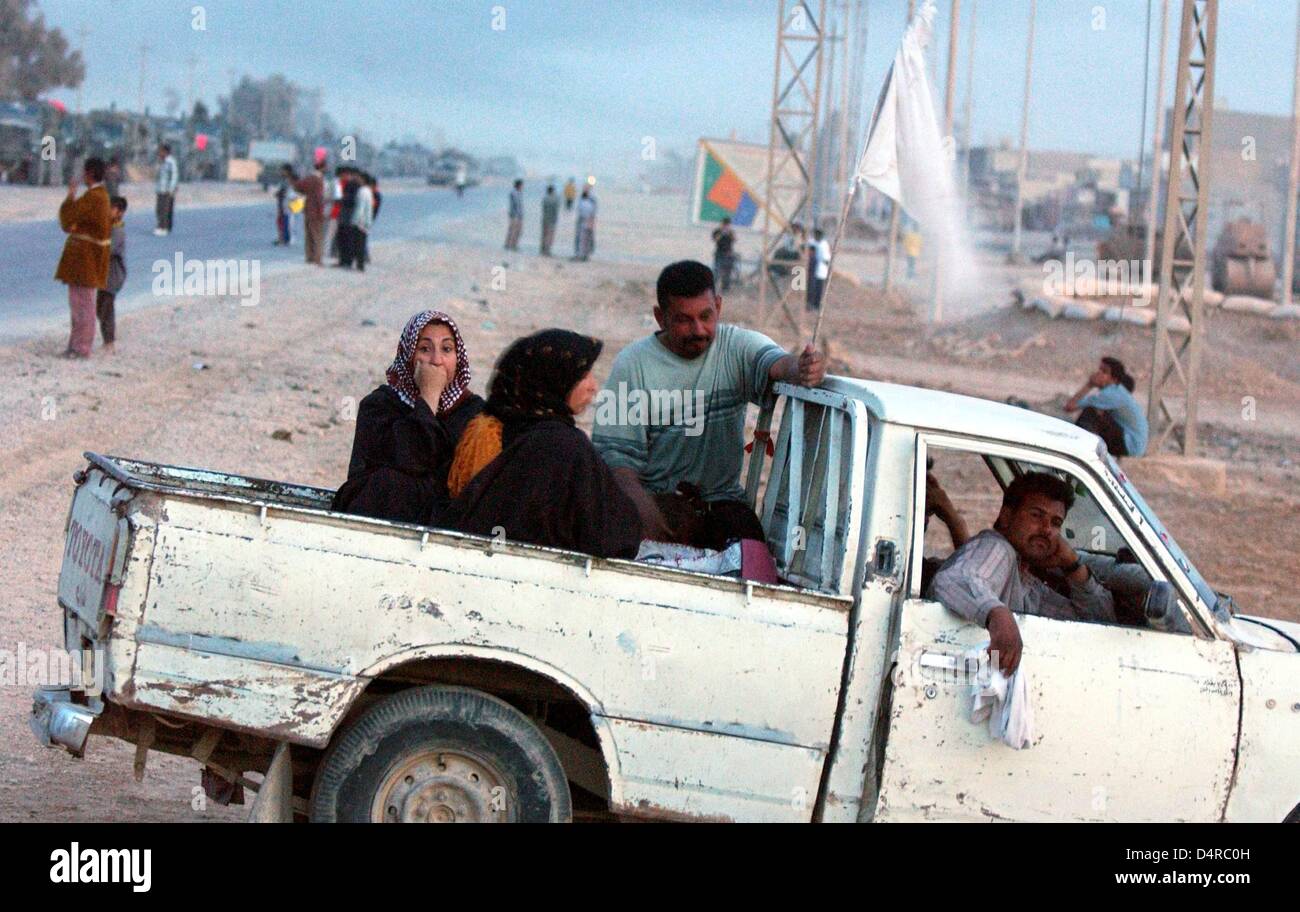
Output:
447 414 503 497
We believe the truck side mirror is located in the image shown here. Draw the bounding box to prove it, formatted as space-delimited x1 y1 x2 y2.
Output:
1143 581 1179 632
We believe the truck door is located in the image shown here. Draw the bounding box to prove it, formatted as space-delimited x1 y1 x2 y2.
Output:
875 439 1240 822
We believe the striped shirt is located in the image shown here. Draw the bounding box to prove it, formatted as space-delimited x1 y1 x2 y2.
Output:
927 529 1116 626
592 324 785 502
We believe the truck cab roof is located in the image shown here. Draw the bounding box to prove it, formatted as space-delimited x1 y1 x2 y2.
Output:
822 376 1099 460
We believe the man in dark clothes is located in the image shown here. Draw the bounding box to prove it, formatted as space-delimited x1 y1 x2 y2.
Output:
445 329 644 559
335 168 360 267
711 217 737 291
333 310 484 525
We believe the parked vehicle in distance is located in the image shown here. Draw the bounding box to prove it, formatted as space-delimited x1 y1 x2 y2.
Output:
428 153 479 188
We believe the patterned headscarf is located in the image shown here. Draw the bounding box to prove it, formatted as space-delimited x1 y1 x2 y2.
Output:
386 310 472 412
486 329 603 425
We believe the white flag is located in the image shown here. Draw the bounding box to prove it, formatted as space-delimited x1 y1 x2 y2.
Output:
855 0 957 236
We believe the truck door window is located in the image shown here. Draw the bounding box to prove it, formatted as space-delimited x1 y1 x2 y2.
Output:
918 444 1161 630
760 395 856 592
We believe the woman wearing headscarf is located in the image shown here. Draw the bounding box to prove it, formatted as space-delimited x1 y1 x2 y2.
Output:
444 329 643 559
332 310 484 525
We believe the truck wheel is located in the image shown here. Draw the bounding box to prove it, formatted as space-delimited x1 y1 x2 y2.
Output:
310 685 571 823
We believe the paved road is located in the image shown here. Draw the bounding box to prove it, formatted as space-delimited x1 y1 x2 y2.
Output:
0 183 504 344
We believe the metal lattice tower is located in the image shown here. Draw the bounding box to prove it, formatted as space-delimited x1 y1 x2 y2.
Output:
759 0 827 329
1148 0 1218 455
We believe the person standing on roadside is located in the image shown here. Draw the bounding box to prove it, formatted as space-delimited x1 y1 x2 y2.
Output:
335 167 360 267
563 177 577 211
540 184 559 256
711 217 737 291
55 157 113 359
96 195 128 353
104 157 122 198
294 160 326 265
153 143 178 236
805 228 830 310
274 164 295 246
350 171 374 272
505 179 524 250
574 187 596 261
326 165 344 259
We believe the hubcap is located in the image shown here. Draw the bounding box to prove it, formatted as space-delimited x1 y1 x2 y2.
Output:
371 749 512 823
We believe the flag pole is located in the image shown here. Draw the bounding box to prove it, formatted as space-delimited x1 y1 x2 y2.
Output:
812 3 918 349
810 171 863 349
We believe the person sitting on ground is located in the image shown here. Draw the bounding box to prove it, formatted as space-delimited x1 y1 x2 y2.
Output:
332 310 484 525
445 329 643 559
928 472 1116 674
592 259 826 551
1064 356 1148 458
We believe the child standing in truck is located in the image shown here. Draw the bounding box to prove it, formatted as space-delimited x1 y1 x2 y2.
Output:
95 196 128 353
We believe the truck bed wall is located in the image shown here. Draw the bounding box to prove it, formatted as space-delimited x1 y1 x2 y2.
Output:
106 485 853 822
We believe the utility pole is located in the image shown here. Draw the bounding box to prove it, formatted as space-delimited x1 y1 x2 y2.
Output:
1143 0 1171 266
932 0 962 322
825 15 838 213
835 1 854 212
186 55 198 118
1149 0 1218 456
137 43 151 114
848 0 870 223
1281 0 1300 310
962 0 977 199
758 0 827 331
1010 0 1036 262
75 26 89 114
883 0 915 293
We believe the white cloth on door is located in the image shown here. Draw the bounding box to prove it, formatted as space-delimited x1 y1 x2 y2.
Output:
970 659 1035 750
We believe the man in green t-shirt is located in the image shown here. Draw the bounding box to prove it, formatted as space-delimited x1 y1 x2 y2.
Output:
592 259 826 547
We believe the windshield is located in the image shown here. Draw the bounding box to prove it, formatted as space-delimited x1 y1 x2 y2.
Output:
1099 448 1220 613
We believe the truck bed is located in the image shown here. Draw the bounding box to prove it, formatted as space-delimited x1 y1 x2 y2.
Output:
65 454 854 822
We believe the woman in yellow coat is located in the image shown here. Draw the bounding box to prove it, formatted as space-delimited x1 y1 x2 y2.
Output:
55 157 113 358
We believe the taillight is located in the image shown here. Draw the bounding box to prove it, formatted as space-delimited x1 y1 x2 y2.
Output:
101 583 121 618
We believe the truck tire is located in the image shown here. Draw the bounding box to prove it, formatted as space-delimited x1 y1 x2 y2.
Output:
310 685 571 823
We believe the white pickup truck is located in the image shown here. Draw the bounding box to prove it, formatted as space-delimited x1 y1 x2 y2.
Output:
32 377 1300 822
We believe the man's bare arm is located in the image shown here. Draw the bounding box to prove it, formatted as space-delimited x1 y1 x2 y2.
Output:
1064 380 1094 413
611 467 670 541
769 344 826 387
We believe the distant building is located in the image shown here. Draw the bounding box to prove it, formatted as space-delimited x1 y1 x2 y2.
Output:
965 141 1134 234
1154 107 1292 259
482 155 522 179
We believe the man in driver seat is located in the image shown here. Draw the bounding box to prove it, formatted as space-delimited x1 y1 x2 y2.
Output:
928 472 1116 674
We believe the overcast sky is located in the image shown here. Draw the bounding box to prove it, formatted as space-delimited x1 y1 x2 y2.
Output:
34 0 1300 179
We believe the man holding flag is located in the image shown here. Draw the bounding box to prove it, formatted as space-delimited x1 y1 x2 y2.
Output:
593 260 825 547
